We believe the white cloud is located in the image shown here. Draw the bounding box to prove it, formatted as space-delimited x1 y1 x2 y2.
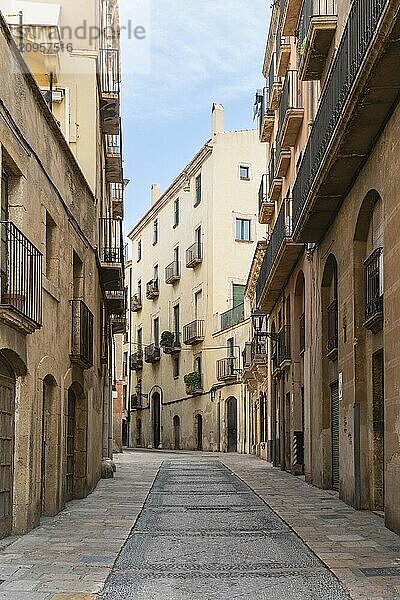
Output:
119 0 269 123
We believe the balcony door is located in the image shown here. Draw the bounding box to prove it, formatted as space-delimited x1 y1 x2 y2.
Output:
195 290 203 320
0 356 15 540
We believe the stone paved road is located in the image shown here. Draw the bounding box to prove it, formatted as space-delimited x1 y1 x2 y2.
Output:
100 458 349 600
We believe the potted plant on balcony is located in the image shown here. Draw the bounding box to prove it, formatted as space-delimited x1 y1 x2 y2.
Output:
160 330 175 354
184 371 202 395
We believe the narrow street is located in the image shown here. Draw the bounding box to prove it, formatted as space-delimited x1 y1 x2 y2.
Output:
0 451 400 599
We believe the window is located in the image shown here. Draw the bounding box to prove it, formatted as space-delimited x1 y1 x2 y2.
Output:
153 317 160 346
123 386 127 411
174 198 179 227
195 226 202 252
1 170 9 221
123 352 128 377
236 218 251 241
153 264 159 284
137 280 142 302
137 328 143 353
45 212 57 282
173 354 180 378
173 304 180 337
227 337 234 356
137 239 142 262
240 165 250 180
73 251 83 298
153 219 158 245
195 174 202 206
174 246 179 265
233 284 245 308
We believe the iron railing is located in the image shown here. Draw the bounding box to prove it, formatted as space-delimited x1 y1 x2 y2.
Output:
278 325 291 365
110 182 123 202
256 200 293 306
146 279 159 299
130 352 143 371
268 147 278 193
220 303 245 331
186 242 203 267
0 221 42 326
162 332 181 353
293 0 389 233
327 299 338 354
99 47 120 94
364 247 383 323
70 300 94 368
183 320 204 344
258 174 268 215
217 357 237 380
252 334 268 361
165 260 180 284
144 344 161 363
131 293 142 312
99 217 123 264
298 0 337 49
299 312 305 354
106 133 121 156
278 70 302 141
267 52 278 104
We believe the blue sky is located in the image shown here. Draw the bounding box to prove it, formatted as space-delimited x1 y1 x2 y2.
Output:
119 0 269 235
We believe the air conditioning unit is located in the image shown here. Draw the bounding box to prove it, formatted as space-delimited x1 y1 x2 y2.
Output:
40 88 65 104
52 89 65 103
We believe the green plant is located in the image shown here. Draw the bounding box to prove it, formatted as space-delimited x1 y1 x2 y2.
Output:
184 371 201 389
160 330 175 348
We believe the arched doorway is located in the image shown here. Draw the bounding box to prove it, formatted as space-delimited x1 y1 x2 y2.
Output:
41 375 58 516
173 415 180 450
0 355 15 539
66 383 88 502
152 393 161 449
227 397 238 452
195 414 203 451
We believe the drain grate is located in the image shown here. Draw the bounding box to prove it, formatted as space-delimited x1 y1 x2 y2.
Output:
360 567 400 577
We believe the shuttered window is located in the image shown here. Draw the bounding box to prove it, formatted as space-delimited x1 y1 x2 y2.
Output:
233 284 245 308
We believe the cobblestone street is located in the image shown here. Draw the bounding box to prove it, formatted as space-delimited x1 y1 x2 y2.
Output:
0 450 400 599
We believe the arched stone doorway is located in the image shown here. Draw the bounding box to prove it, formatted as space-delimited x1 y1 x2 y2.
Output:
226 397 238 452
0 355 15 539
195 414 203 451
66 383 88 502
152 392 161 449
173 415 180 450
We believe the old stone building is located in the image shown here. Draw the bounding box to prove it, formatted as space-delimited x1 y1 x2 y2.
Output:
245 0 400 535
0 0 125 538
126 105 264 453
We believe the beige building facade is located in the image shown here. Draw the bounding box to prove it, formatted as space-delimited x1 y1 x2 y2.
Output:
0 0 125 539
127 106 264 454
245 0 400 535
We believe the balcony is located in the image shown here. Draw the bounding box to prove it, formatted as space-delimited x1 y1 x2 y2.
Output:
364 248 384 332
144 344 161 364
110 314 126 334
268 148 283 202
280 0 303 36
258 174 275 225
110 183 124 219
165 260 180 284
98 218 124 291
220 303 245 331
130 352 143 371
99 48 120 135
0 221 42 334
242 342 252 372
161 332 181 354
277 35 291 77
70 300 94 369
184 372 203 396
298 0 337 81
146 279 159 300
216 357 237 382
276 138 291 178
106 290 125 314
131 293 142 312
267 53 282 110
278 70 304 147
130 394 142 409
292 0 397 243
256 201 304 313
258 88 276 143
278 325 291 368
105 132 123 183
327 299 338 360
183 320 204 345
186 242 203 268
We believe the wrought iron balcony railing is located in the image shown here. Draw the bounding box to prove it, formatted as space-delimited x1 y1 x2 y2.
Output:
130 352 143 371
146 279 159 300
292 0 389 236
220 303 245 331
183 320 204 345
364 247 383 331
0 221 42 328
144 344 161 364
165 260 181 284
99 218 123 264
162 332 181 354
327 299 338 357
131 293 142 312
216 357 237 381
278 69 303 146
99 47 120 95
252 334 268 362
186 242 203 268
70 300 94 369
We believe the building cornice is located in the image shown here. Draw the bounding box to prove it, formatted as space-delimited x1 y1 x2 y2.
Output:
128 140 213 239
